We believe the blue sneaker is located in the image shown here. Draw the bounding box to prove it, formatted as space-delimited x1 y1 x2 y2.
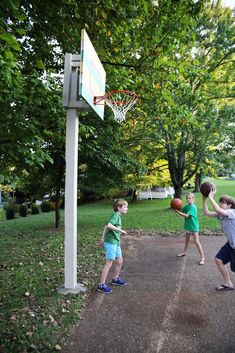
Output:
97 284 112 294
112 277 126 286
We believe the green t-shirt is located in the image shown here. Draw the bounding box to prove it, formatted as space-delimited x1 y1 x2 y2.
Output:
104 212 122 244
181 203 199 232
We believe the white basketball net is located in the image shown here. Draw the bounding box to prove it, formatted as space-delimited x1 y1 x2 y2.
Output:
105 91 138 123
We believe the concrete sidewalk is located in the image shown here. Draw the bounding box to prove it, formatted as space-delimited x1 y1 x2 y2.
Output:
63 233 235 353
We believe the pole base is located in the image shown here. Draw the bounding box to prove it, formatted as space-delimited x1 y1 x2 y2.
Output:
58 283 87 295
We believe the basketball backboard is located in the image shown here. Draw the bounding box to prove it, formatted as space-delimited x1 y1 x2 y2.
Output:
79 29 106 119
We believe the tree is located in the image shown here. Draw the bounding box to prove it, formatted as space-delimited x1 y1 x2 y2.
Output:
123 0 235 197
1 0 234 214
0 0 146 225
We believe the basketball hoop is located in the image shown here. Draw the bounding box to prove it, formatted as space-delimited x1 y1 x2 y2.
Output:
94 90 138 123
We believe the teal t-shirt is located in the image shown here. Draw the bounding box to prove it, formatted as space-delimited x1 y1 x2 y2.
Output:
104 212 122 244
181 203 199 232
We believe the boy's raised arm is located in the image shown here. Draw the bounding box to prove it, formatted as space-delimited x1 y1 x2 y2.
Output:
202 196 216 217
208 192 229 217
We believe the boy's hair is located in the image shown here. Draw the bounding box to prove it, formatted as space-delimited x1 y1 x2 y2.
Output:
219 195 235 209
113 199 128 211
187 192 195 198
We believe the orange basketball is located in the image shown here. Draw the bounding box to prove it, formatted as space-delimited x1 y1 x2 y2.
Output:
170 198 183 210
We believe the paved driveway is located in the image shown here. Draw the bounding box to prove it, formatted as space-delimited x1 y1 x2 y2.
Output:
63 233 235 353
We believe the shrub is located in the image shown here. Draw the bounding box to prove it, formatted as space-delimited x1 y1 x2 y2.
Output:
31 203 40 215
5 204 15 220
19 203 28 217
4 199 18 220
41 200 52 212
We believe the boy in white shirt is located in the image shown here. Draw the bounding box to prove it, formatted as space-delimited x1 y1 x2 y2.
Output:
202 190 235 291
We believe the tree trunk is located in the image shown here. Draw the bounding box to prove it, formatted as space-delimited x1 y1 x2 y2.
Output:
167 143 185 199
54 161 65 228
131 189 137 203
55 187 61 229
169 165 184 199
172 183 182 199
194 172 202 192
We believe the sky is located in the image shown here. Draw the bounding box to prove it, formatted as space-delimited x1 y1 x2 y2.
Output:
221 0 235 7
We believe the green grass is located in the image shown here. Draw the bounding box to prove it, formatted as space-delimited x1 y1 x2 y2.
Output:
82 177 234 232
0 213 103 353
0 177 234 352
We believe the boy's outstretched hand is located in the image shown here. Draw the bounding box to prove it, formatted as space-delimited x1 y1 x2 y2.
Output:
98 239 103 247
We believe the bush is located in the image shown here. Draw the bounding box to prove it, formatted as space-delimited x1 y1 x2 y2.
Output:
5 205 15 220
31 203 40 215
41 200 52 212
4 199 18 220
19 203 28 217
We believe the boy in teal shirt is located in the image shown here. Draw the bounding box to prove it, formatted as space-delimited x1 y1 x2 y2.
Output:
97 199 128 294
174 193 205 265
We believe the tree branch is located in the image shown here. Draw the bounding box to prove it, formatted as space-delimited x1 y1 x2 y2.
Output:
0 138 13 145
208 95 235 100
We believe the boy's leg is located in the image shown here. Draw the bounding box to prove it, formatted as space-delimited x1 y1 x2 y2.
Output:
97 243 118 293
177 232 190 256
192 232 205 262
215 257 233 288
112 256 123 279
215 242 233 289
99 259 113 285
112 245 126 286
184 233 191 254
112 256 126 286
230 249 235 272
97 259 113 293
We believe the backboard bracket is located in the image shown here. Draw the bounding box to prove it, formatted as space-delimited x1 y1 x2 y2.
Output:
67 100 91 110
62 53 92 113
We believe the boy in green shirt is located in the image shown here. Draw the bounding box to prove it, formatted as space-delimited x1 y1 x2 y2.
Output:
174 193 205 265
97 199 128 294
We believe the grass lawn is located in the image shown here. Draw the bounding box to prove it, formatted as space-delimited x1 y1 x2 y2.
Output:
0 177 234 352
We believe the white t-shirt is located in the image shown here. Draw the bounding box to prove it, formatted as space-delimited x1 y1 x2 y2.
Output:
219 209 235 249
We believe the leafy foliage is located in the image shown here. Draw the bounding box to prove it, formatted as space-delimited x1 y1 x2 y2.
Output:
0 0 234 204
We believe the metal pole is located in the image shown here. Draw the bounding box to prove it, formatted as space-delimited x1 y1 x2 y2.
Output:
64 108 78 289
58 60 87 295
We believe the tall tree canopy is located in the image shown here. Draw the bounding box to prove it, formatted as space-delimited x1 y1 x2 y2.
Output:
121 0 235 197
0 0 234 209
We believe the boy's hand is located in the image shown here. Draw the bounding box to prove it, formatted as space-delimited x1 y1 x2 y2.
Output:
121 230 127 235
98 239 103 247
208 188 216 198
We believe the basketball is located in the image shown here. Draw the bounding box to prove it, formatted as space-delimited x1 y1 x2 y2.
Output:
200 181 215 197
170 198 183 210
